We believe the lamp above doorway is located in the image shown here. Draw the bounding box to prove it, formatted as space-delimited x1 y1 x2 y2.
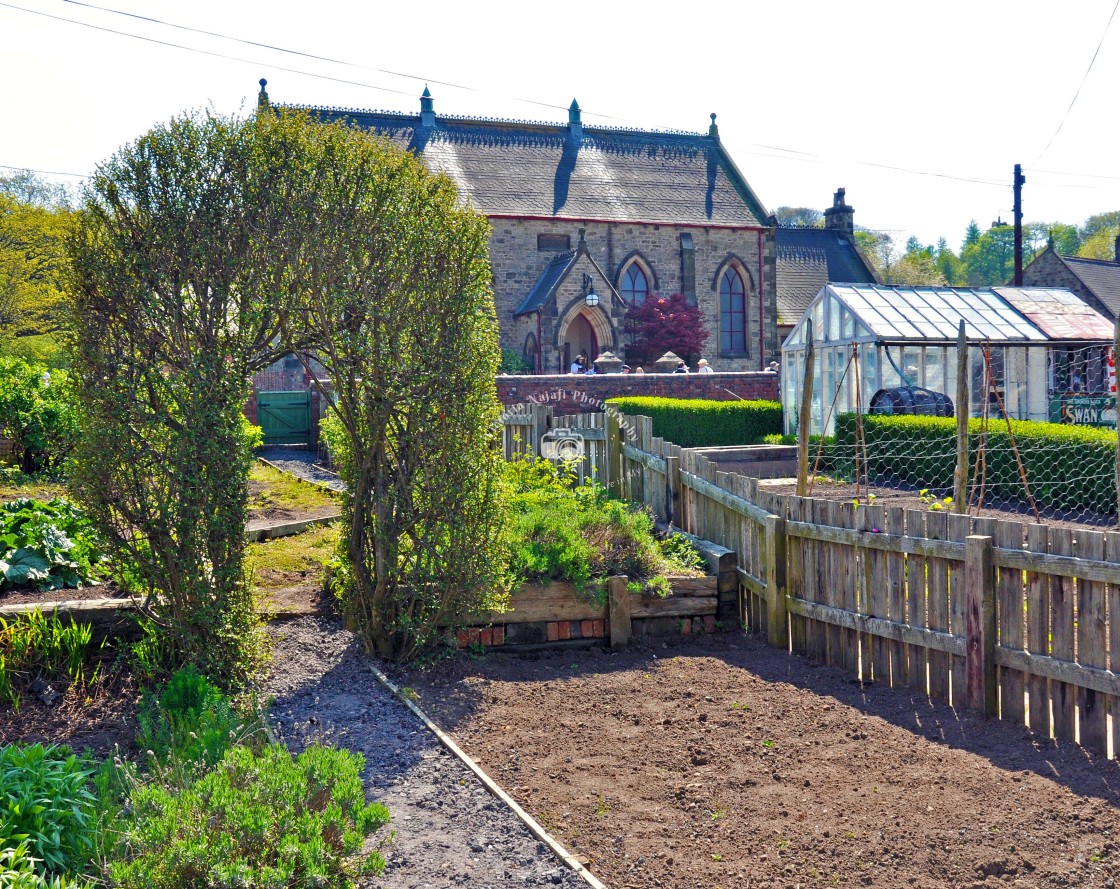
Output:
582 273 600 308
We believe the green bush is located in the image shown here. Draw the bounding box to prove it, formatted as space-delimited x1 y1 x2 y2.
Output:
0 359 77 475
0 613 99 709
135 666 255 772
506 457 703 595
109 743 390 889
0 498 102 592
834 413 1118 515
607 397 783 447
499 347 531 374
0 744 97 876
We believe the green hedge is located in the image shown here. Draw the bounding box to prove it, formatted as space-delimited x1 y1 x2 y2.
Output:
607 397 783 448
834 413 1117 516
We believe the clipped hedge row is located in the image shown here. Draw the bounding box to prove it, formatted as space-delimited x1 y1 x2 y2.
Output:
834 413 1117 515
607 397 783 448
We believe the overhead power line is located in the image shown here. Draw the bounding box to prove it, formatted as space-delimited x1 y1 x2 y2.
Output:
1033 0 1120 164
0 162 86 178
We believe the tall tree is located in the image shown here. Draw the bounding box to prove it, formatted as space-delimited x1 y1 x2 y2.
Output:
68 110 298 679
962 222 1015 285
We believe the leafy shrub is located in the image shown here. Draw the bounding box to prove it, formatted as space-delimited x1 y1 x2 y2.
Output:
607 397 783 447
834 412 1118 514
0 613 98 709
499 347 531 374
0 498 101 591
0 359 77 476
506 457 703 594
0 744 97 876
135 666 254 771
109 743 390 889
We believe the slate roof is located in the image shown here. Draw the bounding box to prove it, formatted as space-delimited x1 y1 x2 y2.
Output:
294 106 769 226
515 249 578 316
774 227 879 326
1059 255 1120 318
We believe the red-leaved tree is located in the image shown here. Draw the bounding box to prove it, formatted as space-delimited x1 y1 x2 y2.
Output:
624 293 710 366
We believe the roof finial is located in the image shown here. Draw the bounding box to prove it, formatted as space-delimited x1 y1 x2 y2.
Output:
420 85 435 128
568 99 582 141
257 78 270 110
708 113 719 140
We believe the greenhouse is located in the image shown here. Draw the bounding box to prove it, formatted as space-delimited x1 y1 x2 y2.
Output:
780 284 1115 435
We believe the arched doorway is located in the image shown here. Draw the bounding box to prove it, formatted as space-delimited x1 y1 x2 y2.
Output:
562 313 598 372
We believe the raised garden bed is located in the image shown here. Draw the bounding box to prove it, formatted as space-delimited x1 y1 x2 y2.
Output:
457 575 722 650
247 460 340 530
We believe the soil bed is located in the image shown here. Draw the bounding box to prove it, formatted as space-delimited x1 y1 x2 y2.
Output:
0 580 129 607
247 460 340 525
398 633 1120 889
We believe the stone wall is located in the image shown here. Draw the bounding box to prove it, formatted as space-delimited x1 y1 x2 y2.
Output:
497 371 779 415
489 218 779 373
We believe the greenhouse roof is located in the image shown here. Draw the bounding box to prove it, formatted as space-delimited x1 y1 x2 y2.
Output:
993 287 1114 341
827 284 1049 343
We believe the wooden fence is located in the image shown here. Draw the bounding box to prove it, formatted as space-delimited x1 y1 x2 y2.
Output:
524 406 1120 760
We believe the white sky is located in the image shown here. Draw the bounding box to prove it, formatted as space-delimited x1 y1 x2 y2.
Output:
3 0 1119 249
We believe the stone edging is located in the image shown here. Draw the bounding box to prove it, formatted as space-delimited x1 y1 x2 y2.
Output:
368 663 608 889
245 515 341 543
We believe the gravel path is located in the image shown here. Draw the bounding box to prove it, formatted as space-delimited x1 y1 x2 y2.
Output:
261 616 585 889
258 445 346 492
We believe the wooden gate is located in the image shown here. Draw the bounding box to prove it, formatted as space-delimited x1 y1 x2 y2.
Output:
257 390 310 446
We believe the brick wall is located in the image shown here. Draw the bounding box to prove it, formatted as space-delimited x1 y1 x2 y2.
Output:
497 371 779 414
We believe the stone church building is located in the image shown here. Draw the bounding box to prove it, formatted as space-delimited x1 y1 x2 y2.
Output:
273 81 784 372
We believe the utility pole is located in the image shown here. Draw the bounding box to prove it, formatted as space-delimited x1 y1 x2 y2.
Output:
1013 163 1025 286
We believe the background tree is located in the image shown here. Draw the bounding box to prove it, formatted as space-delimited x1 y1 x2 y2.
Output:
67 111 298 680
283 116 509 662
624 293 710 366
0 173 75 365
961 222 1015 285
772 206 823 227
1078 211 1120 260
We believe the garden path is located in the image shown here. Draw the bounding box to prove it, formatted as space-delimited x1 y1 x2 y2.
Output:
262 616 586 888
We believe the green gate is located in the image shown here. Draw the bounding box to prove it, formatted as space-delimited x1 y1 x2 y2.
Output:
257 390 311 446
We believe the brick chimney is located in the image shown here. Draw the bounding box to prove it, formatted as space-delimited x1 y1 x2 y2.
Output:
420 86 435 128
824 187 855 235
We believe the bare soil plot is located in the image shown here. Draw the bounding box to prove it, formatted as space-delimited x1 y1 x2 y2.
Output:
399 633 1120 889
0 477 65 505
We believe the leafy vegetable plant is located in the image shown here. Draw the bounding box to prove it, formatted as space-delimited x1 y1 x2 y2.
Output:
0 498 101 591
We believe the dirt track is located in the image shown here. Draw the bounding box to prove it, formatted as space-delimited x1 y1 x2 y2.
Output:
400 632 1120 888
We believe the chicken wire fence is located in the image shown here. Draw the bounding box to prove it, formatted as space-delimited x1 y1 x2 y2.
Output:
795 341 1119 528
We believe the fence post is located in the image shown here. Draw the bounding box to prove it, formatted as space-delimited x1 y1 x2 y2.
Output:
664 455 681 527
1114 318 1120 525
530 403 551 457
607 575 631 648
954 319 970 513
796 319 814 496
607 410 624 497
765 514 788 649
964 534 997 715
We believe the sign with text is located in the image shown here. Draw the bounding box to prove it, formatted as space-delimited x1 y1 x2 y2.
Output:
1049 394 1117 428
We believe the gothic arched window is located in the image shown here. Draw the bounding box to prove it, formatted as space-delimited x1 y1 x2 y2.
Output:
621 263 650 305
719 267 747 354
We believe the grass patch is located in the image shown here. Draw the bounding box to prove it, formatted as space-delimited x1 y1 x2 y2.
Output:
247 462 338 517
0 468 65 505
248 524 339 594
